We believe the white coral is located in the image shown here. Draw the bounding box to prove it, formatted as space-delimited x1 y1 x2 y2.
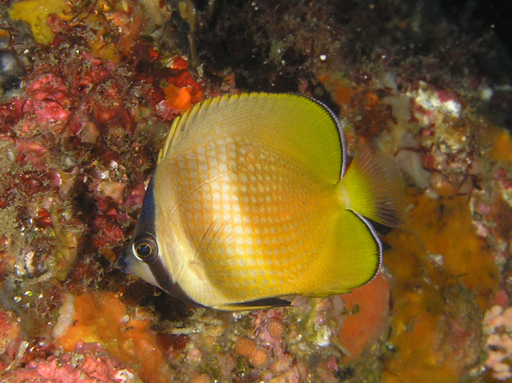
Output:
483 305 512 380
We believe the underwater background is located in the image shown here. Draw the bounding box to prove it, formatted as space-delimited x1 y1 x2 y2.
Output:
0 0 512 382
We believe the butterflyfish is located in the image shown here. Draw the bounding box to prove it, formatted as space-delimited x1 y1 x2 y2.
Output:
117 93 404 310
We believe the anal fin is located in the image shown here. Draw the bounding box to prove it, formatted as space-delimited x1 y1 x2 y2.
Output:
310 209 381 295
221 297 291 311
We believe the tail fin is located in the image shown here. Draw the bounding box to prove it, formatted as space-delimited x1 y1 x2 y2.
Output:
340 143 405 227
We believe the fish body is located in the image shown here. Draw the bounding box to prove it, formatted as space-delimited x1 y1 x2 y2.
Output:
118 93 404 310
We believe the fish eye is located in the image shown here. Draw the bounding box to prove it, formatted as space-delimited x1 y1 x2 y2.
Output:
133 234 158 263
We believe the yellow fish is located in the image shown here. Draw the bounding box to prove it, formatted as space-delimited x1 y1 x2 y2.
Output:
117 93 404 310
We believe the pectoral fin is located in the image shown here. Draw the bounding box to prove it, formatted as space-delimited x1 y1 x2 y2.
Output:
341 143 405 227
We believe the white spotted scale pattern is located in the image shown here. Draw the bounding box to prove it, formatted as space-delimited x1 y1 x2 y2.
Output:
169 135 335 302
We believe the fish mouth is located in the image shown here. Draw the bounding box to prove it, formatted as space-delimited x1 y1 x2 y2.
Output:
115 248 130 272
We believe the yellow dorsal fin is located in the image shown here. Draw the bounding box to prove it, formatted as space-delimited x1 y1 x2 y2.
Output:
341 143 405 227
158 93 345 184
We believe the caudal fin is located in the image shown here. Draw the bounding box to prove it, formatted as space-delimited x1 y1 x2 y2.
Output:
340 143 405 227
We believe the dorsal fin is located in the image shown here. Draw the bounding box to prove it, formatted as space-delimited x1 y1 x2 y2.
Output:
158 93 346 184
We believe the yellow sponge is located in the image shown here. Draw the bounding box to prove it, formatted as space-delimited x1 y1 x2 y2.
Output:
9 0 70 44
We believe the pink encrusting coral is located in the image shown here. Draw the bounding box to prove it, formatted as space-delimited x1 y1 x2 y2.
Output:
3 341 140 383
0 309 23 374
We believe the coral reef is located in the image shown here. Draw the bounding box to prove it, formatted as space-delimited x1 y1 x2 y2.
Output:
484 305 512 380
8 0 71 45
0 307 23 373
338 273 390 363
0 0 511 382
53 291 171 383
383 188 491 383
2 341 141 383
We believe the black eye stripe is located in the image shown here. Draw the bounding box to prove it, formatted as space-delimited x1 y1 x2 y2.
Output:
133 234 158 263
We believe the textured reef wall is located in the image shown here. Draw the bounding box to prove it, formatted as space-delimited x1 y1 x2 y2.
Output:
0 0 511 382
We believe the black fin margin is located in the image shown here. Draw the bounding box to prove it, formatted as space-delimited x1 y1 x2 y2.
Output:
226 297 291 309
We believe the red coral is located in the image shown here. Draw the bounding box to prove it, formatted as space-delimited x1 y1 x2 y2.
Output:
22 99 71 125
0 98 25 131
436 89 460 104
0 310 23 374
12 73 73 129
351 89 396 140
33 208 53 230
4 341 138 383
92 216 124 249
124 181 146 208
26 73 68 102
15 139 49 170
